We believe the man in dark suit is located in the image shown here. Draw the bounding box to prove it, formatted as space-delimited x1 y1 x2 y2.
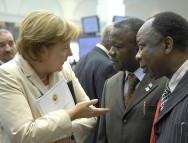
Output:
97 18 167 143
74 24 117 108
136 12 188 143
74 24 117 143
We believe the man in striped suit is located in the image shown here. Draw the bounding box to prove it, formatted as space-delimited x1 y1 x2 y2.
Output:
136 11 188 143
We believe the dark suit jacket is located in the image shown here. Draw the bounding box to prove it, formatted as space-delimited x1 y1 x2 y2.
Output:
74 46 117 107
154 71 188 143
74 46 117 143
97 72 167 143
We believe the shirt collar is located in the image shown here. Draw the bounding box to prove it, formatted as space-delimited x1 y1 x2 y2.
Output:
125 67 145 81
96 43 109 56
168 59 188 92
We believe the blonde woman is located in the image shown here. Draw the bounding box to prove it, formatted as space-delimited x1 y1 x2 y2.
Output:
0 10 109 143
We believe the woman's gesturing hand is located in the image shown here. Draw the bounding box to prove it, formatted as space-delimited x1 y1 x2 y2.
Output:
67 99 109 121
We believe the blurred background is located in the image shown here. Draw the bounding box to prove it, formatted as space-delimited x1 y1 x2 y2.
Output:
0 0 188 64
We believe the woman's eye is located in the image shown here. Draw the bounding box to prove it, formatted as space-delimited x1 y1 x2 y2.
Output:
62 45 70 52
62 48 68 51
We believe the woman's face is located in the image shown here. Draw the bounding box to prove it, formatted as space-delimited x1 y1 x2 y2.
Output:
42 40 72 72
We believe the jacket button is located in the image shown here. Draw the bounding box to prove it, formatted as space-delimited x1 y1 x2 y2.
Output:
123 119 127 124
155 132 160 138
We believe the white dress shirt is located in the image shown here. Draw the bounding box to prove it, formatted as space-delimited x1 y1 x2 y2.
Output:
124 68 145 95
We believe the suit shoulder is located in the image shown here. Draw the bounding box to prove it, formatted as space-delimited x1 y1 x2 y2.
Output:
155 76 168 85
106 72 124 82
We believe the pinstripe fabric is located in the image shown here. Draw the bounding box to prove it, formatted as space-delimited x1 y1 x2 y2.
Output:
150 97 161 143
154 71 188 143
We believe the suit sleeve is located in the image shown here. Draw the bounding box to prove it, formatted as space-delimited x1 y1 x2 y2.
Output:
0 61 96 143
95 63 117 107
0 67 73 143
97 80 108 143
62 62 97 142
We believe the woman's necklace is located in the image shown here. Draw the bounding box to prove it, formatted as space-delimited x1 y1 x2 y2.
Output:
40 75 48 81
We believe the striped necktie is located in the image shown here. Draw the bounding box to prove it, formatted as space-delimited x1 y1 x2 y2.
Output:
150 85 171 143
160 85 171 110
124 73 139 107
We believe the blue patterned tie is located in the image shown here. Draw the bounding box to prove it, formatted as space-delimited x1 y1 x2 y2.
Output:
160 85 171 110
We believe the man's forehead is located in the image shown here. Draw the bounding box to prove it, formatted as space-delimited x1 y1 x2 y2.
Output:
0 32 13 38
0 32 13 39
0 29 11 35
0 35 14 44
139 18 154 33
111 26 130 38
136 19 156 40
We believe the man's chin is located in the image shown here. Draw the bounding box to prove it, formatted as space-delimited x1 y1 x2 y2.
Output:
147 71 155 78
112 65 119 71
148 72 161 79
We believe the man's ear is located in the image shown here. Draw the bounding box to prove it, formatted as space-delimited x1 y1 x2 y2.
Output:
164 36 173 54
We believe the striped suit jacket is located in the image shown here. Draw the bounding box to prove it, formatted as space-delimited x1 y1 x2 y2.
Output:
154 71 188 143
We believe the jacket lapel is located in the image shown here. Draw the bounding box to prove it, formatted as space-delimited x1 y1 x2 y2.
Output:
14 54 47 96
125 74 158 114
113 72 126 114
14 54 65 99
157 72 188 122
28 75 47 95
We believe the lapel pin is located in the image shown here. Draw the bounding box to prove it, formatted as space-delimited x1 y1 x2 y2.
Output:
145 83 153 91
145 87 150 91
148 83 153 88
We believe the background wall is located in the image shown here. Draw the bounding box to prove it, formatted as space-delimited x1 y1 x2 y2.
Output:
0 0 187 62
124 0 188 21
1 0 188 32
0 0 125 32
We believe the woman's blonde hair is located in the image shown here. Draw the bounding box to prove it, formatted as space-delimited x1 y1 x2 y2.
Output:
17 10 81 61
